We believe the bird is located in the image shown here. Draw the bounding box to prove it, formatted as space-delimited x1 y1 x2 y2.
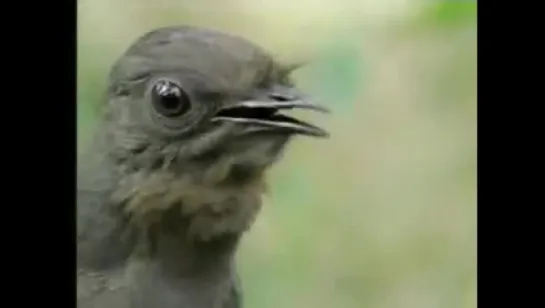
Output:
77 25 329 308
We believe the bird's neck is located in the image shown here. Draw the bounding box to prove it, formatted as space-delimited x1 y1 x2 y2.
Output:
143 224 240 276
79 126 265 272
127 230 241 308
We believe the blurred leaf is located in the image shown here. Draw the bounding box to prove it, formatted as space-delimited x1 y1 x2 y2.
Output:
419 1 477 27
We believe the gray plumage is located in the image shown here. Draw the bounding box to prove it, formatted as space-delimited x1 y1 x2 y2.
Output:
77 25 329 308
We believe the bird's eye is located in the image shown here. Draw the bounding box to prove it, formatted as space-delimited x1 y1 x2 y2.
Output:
151 79 190 117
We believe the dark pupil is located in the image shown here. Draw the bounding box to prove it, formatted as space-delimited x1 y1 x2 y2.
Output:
153 80 188 116
161 93 180 110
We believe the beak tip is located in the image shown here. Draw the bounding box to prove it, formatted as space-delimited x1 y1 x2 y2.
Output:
316 130 331 138
319 106 331 113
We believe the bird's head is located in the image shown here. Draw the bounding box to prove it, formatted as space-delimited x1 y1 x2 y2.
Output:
106 26 328 174
99 26 329 240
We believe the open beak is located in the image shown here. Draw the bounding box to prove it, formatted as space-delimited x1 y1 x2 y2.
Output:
211 91 330 138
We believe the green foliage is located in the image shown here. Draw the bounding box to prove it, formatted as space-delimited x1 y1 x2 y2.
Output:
418 1 477 27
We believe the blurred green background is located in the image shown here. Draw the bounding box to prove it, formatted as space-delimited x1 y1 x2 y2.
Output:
78 1 477 307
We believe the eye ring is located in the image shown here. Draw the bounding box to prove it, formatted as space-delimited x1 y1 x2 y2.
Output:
150 79 191 117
